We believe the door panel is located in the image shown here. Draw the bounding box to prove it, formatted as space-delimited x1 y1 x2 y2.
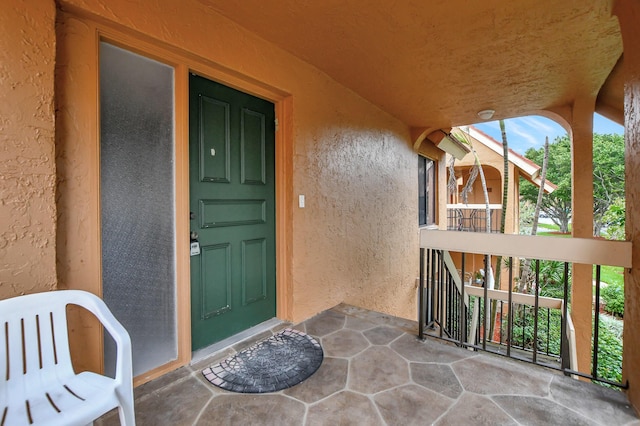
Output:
241 108 267 184
242 238 267 304
200 243 231 318
189 74 276 350
200 199 266 228
199 96 230 183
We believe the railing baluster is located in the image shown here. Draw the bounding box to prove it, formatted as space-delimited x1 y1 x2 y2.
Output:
429 249 436 328
507 257 513 357
451 283 455 339
522 305 526 351
442 268 446 336
439 251 444 338
499 301 503 346
561 262 569 372
533 260 540 363
477 295 481 346
460 253 466 347
447 270 452 336
483 255 489 351
593 265 602 380
452 283 456 339
453 279 458 339
418 247 425 340
546 308 550 356
445 271 450 336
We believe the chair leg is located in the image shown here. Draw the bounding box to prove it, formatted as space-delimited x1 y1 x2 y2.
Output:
117 402 136 426
115 383 136 426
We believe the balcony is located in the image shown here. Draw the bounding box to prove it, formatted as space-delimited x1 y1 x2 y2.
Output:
419 229 632 388
447 204 502 233
96 303 637 425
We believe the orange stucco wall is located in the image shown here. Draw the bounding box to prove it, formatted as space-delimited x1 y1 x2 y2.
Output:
0 0 57 299
52 0 420 324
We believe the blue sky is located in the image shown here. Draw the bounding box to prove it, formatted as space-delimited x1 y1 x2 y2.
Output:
472 113 624 155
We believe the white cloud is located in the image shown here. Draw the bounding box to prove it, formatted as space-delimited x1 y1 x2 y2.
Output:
516 116 561 135
472 115 569 154
504 119 545 147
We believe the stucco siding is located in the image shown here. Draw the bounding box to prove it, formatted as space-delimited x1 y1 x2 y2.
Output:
55 0 420 323
0 0 57 298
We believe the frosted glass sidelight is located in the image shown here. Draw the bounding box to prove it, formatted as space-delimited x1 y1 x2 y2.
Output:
99 42 177 377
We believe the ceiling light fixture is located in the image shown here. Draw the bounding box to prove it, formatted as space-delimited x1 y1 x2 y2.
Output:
477 109 495 120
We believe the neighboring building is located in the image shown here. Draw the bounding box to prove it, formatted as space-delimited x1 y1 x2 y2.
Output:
445 126 557 288
2 0 640 413
447 126 556 236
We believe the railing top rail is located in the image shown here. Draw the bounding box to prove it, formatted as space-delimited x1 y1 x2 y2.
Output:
420 229 632 268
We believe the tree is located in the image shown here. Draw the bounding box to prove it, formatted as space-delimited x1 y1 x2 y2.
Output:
521 134 624 236
519 138 549 292
498 120 509 237
494 120 509 283
491 120 510 336
602 197 625 240
520 135 572 233
530 137 550 237
493 122 511 276
592 134 625 236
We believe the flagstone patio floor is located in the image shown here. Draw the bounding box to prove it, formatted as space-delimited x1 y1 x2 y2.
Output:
97 304 639 425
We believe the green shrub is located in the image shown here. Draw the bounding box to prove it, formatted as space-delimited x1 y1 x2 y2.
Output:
594 314 623 386
502 260 569 355
601 282 624 317
505 305 562 355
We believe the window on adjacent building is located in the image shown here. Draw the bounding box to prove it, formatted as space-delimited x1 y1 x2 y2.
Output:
418 156 436 226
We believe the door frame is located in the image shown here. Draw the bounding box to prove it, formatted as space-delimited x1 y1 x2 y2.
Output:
56 10 293 386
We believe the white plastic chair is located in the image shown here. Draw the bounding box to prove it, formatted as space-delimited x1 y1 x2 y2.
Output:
0 290 135 425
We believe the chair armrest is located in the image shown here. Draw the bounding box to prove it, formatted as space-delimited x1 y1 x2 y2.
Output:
65 290 133 385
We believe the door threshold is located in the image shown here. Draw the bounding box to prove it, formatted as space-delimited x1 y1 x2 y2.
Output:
191 317 284 365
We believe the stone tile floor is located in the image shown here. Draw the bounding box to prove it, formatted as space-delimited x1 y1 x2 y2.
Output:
98 304 639 425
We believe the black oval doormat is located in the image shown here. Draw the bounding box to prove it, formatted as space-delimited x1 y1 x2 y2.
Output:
202 328 323 393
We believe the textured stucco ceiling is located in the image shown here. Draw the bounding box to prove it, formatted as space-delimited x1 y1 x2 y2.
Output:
199 0 622 129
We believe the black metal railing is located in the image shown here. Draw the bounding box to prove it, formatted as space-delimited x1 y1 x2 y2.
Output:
418 247 627 388
418 249 468 342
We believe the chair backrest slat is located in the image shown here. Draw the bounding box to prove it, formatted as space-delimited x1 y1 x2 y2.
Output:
22 314 41 376
37 312 57 371
5 317 25 383
0 320 8 407
48 309 74 377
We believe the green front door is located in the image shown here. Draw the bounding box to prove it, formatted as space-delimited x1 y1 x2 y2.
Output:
189 74 276 350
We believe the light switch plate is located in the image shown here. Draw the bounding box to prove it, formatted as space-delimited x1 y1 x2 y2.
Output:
299 195 305 208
